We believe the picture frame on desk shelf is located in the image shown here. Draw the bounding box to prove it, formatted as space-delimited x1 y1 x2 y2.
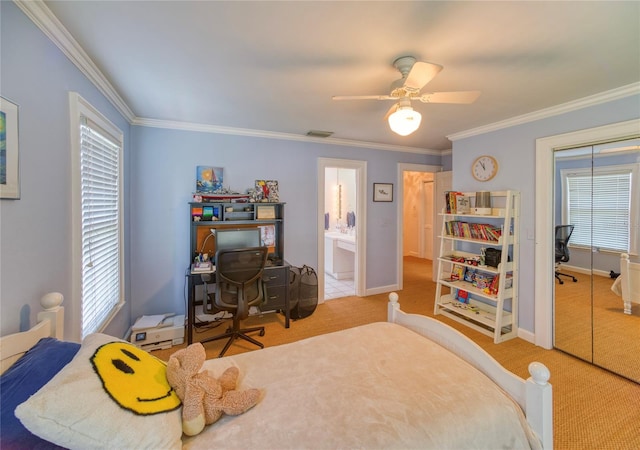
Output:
373 183 393 202
260 225 276 246
202 206 214 221
196 166 223 193
1 97 20 199
255 180 279 202
191 207 203 222
257 205 276 219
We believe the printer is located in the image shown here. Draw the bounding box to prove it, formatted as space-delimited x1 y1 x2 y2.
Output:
130 314 185 351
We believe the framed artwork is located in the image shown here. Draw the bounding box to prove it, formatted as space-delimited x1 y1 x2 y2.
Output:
196 166 223 193
255 180 279 202
0 97 20 199
373 183 393 202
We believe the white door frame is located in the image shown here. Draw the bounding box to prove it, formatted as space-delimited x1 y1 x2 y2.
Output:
534 119 640 348
396 163 442 291
420 179 435 259
317 158 367 302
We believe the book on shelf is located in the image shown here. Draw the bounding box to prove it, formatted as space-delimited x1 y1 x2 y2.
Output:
445 220 501 241
455 195 471 214
455 289 469 303
445 191 461 213
450 264 465 281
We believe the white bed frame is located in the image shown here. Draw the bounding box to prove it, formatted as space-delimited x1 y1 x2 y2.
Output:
619 253 640 315
0 293 65 375
0 292 553 449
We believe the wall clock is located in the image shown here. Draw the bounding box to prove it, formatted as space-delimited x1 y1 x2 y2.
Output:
471 155 498 181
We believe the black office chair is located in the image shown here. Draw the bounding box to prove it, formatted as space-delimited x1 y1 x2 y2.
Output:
201 247 268 357
555 225 578 284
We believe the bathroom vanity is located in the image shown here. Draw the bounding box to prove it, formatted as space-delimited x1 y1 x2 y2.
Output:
324 231 355 279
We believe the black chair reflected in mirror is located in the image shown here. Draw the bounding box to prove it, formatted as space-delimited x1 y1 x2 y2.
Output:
201 247 268 357
555 225 578 284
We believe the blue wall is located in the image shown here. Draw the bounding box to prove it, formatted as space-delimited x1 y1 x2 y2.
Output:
2 1 638 341
452 95 640 333
0 2 132 339
0 2 437 338
129 127 435 319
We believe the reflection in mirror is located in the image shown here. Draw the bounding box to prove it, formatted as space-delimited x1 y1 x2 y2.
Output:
553 145 594 362
554 138 640 383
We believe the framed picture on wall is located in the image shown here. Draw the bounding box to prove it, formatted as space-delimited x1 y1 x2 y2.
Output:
0 97 20 199
196 166 223 193
373 183 393 202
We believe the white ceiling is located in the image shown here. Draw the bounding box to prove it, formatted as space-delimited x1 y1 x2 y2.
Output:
42 0 640 151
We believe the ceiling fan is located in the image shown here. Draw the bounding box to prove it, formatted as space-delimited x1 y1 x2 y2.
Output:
332 56 481 136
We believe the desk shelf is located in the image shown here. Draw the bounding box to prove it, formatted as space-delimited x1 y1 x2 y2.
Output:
187 201 290 346
190 202 286 264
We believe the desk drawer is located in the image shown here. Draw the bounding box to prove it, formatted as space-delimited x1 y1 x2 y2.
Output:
263 267 287 286
261 285 287 311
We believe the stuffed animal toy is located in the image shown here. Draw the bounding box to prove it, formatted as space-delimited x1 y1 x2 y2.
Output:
166 343 260 436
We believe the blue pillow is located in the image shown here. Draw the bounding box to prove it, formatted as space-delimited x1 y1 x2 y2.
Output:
1 337 80 449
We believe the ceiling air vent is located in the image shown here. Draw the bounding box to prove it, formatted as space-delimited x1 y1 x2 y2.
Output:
306 130 334 138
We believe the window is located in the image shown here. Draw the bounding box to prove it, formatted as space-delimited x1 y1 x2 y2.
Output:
562 163 639 254
70 93 124 339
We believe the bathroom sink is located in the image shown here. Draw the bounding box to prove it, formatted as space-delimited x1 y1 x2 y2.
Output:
324 231 356 243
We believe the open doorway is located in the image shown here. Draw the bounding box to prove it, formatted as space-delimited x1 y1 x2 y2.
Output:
396 163 442 290
317 158 367 303
402 171 434 259
324 167 357 299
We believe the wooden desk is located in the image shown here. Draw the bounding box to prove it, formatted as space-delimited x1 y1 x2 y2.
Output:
186 263 290 345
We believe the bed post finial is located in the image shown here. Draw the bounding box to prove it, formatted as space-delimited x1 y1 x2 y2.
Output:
38 292 64 340
528 362 550 385
41 292 64 310
526 362 553 449
387 292 400 322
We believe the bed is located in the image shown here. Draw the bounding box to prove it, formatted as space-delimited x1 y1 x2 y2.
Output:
0 292 553 449
611 253 640 314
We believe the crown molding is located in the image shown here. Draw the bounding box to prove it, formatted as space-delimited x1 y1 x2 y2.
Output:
131 117 441 155
22 0 635 155
14 0 136 122
15 0 438 155
448 82 640 142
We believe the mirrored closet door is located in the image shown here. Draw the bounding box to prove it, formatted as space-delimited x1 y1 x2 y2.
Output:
553 138 640 383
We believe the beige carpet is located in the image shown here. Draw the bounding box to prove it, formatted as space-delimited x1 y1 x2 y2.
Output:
153 256 640 450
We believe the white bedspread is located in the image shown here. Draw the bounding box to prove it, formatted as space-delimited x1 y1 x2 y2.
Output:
184 322 540 449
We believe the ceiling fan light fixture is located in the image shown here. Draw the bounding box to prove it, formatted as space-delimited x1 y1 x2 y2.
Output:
388 106 422 136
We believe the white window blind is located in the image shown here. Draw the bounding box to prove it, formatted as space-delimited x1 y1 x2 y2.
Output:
80 116 122 338
564 166 635 253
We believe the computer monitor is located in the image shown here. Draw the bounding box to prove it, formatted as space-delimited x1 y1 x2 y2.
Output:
214 228 262 254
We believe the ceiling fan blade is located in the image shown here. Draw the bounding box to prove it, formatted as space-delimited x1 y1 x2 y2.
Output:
404 62 443 91
383 103 400 121
417 91 481 104
332 95 395 101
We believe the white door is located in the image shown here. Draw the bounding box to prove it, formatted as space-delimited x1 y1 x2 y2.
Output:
422 180 434 259
433 171 452 281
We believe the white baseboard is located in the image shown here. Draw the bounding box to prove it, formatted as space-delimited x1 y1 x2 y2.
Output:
517 327 535 344
366 285 399 297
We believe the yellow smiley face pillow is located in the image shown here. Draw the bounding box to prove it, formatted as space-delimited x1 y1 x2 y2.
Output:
15 333 183 450
91 341 180 415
